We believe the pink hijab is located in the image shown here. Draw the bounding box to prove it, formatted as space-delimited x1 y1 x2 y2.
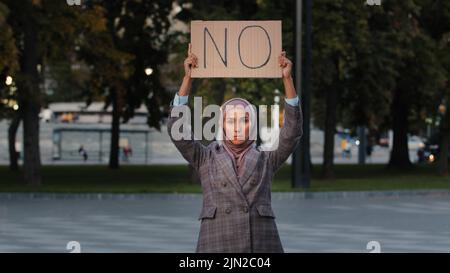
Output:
220 98 256 179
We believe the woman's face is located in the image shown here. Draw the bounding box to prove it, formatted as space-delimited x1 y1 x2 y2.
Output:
224 107 250 145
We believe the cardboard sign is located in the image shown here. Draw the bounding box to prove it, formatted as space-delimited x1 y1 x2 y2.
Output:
190 20 282 78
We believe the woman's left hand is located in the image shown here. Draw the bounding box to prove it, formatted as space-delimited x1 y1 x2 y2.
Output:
279 51 293 79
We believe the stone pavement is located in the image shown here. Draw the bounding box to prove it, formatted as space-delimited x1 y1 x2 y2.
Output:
0 192 449 252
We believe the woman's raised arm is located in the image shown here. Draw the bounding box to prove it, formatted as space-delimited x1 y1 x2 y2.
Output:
266 52 303 172
279 51 297 99
178 43 197 97
167 44 208 171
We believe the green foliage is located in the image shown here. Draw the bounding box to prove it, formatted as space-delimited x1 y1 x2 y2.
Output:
107 0 174 129
0 1 19 119
310 0 447 139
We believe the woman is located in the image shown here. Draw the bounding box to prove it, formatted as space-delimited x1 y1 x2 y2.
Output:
168 44 303 253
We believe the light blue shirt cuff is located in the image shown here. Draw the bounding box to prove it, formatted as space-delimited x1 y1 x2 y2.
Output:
173 93 189 106
285 96 299 106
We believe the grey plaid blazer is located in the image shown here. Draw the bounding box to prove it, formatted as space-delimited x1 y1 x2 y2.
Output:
167 100 303 253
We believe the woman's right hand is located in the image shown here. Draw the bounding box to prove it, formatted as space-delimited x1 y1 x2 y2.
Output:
184 43 198 79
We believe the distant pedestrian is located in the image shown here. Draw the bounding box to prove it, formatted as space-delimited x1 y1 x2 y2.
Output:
78 145 88 162
122 145 132 162
341 138 348 158
341 138 351 159
417 148 425 163
366 141 373 163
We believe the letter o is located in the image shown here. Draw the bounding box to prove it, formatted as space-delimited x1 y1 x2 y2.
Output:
238 25 272 69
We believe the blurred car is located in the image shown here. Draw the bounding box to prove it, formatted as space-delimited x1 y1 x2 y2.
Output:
408 135 425 150
379 137 389 147
417 133 450 164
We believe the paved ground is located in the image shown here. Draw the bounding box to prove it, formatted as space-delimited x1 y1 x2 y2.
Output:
1 193 449 253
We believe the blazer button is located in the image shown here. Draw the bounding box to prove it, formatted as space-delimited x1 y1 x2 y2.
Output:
250 180 258 186
225 208 232 214
222 181 227 187
243 206 249 213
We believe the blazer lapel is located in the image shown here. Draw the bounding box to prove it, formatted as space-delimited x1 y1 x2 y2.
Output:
215 146 248 203
239 148 260 187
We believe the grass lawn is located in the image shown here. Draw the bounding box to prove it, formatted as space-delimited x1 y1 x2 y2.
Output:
0 164 449 193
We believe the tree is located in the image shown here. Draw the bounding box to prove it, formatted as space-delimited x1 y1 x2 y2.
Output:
311 0 378 178
4 0 43 185
311 0 446 177
372 0 447 169
418 0 450 175
77 1 134 170
98 0 174 169
2 0 113 184
0 1 20 171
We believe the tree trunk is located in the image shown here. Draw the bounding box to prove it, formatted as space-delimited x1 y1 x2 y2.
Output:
322 57 339 179
19 3 42 185
322 84 337 179
8 113 21 171
438 131 449 176
22 99 42 185
109 87 120 169
438 102 450 175
388 88 412 169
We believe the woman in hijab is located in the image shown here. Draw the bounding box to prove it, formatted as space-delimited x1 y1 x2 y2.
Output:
219 97 257 181
168 43 303 253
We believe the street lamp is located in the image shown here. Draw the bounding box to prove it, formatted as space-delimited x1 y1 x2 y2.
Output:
439 104 446 115
5 76 13 86
145 67 153 76
274 95 280 104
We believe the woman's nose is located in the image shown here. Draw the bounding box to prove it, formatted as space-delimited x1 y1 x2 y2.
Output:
234 124 242 133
